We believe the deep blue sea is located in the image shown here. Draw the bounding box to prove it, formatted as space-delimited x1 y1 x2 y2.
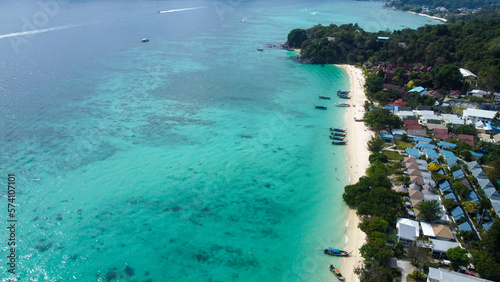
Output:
0 1 438 281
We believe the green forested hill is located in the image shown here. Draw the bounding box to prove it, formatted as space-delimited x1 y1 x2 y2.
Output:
287 10 500 91
389 0 499 11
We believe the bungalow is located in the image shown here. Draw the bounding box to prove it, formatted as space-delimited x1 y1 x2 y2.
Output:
404 119 419 126
416 143 436 150
406 148 421 158
397 111 416 121
450 206 465 221
396 218 420 245
436 141 457 150
392 128 407 139
421 222 454 241
449 90 462 98
458 221 473 232
423 148 439 160
467 161 487 179
438 180 452 194
444 192 460 203
465 191 479 203
408 124 423 130
459 68 477 84
428 240 462 258
469 89 488 97
452 169 465 179
424 90 444 100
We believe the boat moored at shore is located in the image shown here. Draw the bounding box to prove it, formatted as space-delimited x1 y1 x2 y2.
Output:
324 248 351 257
332 140 347 145
318 95 331 99
334 102 350 107
329 265 346 281
330 128 346 132
330 135 344 140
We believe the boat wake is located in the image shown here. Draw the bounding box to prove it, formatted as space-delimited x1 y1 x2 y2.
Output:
0 25 79 39
158 6 206 14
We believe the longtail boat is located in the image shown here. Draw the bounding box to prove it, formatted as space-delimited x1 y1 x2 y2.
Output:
314 105 327 109
318 95 331 99
337 90 350 95
329 265 346 281
331 132 346 136
324 248 351 257
329 135 344 140
332 141 347 145
330 128 346 132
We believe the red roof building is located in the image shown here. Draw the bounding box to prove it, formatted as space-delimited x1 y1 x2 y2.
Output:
405 119 419 125
407 124 423 130
457 134 475 147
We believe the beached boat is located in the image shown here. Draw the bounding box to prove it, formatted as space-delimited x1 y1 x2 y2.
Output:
257 48 264 51
329 135 344 140
324 248 351 257
318 95 331 99
354 117 364 122
339 95 350 99
141 38 149 42
330 128 346 132
337 90 350 95
329 265 346 281
314 105 327 109
331 132 346 136
334 103 350 107
332 141 347 145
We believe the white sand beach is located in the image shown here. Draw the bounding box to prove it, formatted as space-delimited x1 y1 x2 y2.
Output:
337 64 372 281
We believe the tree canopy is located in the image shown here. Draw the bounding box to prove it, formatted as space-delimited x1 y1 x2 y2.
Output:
417 200 443 222
286 29 307 48
446 246 470 271
364 108 403 132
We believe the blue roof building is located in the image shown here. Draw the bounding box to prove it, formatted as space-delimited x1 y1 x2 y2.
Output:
413 137 433 143
437 141 457 149
470 151 484 158
417 143 436 150
380 134 394 141
458 221 473 232
441 150 457 160
436 169 446 175
450 206 465 221
423 148 439 160
406 148 421 158
483 221 493 230
444 192 460 203
452 169 465 179
465 191 479 203
409 86 426 95
439 180 452 194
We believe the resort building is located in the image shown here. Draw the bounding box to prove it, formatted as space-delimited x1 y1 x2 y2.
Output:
459 68 477 85
441 114 465 127
463 109 498 124
427 267 493 282
396 218 419 245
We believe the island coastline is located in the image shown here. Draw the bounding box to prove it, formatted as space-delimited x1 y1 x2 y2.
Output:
337 64 372 281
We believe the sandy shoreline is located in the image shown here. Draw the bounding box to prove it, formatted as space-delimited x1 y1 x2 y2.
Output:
337 64 372 281
407 11 447 22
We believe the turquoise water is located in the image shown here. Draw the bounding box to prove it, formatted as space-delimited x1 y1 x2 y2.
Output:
0 1 438 281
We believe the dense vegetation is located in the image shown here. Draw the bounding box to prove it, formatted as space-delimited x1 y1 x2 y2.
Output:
287 9 500 91
389 0 499 11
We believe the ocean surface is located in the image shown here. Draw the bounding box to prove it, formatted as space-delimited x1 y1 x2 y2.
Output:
0 1 438 281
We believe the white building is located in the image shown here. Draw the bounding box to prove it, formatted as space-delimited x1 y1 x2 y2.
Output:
441 114 464 127
428 267 493 282
463 109 498 124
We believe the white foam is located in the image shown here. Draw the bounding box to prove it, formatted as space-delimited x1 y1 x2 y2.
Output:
0 25 78 39
158 6 206 14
